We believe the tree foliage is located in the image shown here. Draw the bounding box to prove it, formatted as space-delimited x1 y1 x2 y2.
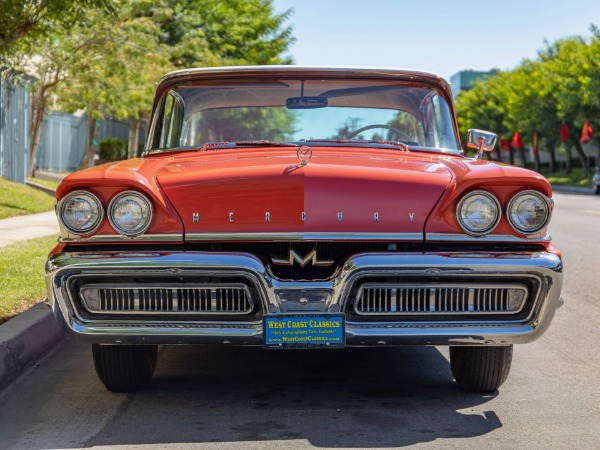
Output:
0 0 113 58
455 28 600 176
134 0 294 67
4 0 294 171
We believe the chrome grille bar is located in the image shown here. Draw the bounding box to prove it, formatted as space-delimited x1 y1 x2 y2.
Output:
80 284 253 315
355 283 527 315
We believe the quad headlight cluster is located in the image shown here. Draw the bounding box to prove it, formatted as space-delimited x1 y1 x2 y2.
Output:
457 189 552 236
58 190 152 237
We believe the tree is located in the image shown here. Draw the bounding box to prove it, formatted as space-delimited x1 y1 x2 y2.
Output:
455 71 511 162
455 28 600 177
135 0 294 68
9 0 295 173
0 0 113 58
53 7 171 167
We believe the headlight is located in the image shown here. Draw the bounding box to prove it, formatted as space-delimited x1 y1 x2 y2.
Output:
456 191 501 236
108 191 153 236
59 190 103 235
507 190 551 234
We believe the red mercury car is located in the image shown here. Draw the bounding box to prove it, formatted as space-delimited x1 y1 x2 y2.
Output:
46 66 563 393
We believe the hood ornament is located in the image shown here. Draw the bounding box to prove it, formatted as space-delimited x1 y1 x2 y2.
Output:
297 146 312 166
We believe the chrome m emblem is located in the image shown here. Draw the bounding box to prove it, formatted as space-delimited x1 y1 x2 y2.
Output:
271 249 334 267
297 146 312 166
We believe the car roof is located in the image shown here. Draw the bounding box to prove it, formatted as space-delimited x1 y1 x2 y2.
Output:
155 65 453 101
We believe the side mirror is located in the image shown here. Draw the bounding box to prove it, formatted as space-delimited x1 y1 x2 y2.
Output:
467 129 497 160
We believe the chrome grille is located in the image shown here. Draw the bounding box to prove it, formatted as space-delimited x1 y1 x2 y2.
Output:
355 283 527 315
79 284 253 314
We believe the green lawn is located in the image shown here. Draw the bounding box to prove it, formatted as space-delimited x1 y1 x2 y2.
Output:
0 235 59 324
541 168 593 188
28 176 61 190
0 177 56 219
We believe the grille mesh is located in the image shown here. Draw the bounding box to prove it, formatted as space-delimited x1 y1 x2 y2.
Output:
355 284 527 315
80 285 253 314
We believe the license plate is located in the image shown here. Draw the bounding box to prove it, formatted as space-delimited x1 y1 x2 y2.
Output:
263 313 345 349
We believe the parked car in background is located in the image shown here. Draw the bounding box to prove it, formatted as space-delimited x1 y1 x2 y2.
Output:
46 66 563 393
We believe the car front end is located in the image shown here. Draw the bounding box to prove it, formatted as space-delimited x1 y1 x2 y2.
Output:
46 66 563 393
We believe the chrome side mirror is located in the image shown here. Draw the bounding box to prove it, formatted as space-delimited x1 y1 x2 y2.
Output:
467 129 497 160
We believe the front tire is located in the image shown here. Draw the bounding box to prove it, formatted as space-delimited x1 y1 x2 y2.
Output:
450 345 513 393
92 344 158 392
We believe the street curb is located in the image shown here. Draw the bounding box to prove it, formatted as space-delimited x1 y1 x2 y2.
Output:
25 180 56 196
552 185 596 195
0 302 64 392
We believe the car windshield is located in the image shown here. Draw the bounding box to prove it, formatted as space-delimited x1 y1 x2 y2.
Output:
147 78 460 152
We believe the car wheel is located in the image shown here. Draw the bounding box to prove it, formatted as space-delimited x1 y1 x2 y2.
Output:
450 345 513 393
92 344 158 392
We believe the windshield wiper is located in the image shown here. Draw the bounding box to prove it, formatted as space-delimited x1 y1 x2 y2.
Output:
302 138 409 151
368 140 409 151
234 140 299 147
198 140 298 152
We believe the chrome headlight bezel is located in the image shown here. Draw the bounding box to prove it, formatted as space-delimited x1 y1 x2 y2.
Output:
58 190 104 236
107 191 153 237
507 190 552 235
456 190 501 236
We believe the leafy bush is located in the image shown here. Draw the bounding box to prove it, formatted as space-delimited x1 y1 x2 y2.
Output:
98 137 127 163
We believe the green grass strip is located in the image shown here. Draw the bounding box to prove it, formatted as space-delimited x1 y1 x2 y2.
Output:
0 178 56 219
0 235 59 324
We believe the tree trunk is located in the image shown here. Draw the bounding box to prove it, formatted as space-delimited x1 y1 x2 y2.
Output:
570 138 590 177
27 70 60 177
495 147 503 163
27 86 47 177
85 115 97 168
509 148 515 166
533 149 541 173
518 148 527 167
565 146 573 174
128 119 140 159
548 146 557 173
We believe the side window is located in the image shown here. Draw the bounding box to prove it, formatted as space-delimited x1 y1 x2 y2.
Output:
158 91 184 149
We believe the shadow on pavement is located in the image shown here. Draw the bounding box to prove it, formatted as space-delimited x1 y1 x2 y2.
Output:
85 345 502 448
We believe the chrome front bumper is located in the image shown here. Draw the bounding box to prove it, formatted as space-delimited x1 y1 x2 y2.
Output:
46 251 563 346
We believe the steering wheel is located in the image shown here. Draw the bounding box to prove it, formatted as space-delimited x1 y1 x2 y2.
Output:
346 124 413 142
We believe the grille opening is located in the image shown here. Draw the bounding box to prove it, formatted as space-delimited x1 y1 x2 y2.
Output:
355 284 526 315
81 284 253 314
68 275 261 319
347 275 537 321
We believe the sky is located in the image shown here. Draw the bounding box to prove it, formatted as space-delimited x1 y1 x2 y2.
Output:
273 0 600 81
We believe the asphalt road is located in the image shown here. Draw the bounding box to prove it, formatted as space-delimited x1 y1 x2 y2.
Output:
1 192 599 449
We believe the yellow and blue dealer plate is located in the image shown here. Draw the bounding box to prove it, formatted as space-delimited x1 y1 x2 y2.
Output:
263 313 345 349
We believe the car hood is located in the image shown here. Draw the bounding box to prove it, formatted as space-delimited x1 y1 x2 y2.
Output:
156 147 452 239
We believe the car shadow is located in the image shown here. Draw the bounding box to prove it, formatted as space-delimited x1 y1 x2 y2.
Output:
88 345 502 448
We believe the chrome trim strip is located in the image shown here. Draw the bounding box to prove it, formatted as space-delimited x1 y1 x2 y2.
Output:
59 233 184 243
425 233 551 243
47 250 562 346
186 232 424 241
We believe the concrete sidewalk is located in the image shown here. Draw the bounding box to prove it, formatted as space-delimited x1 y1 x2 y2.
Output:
0 209 63 392
0 211 59 248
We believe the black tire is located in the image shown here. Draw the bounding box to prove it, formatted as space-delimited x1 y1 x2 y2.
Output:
92 344 158 393
450 345 513 393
